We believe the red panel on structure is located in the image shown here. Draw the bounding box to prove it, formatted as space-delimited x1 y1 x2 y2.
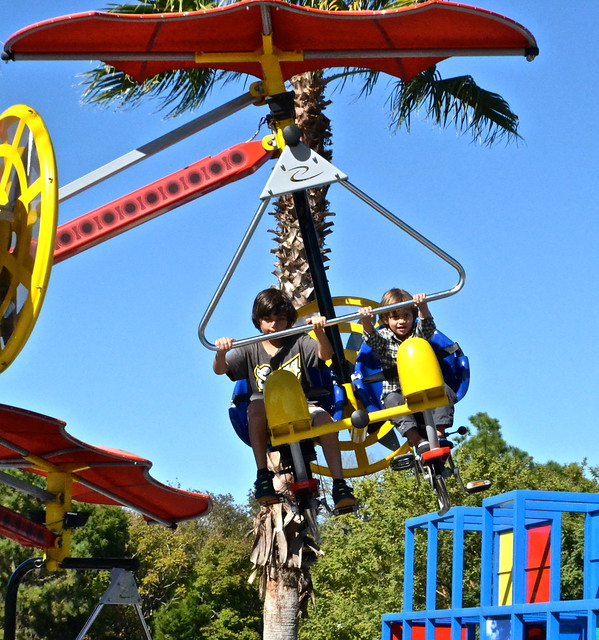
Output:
526 524 551 603
4 0 538 84
53 140 272 263
0 404 212 526
392 623 469 640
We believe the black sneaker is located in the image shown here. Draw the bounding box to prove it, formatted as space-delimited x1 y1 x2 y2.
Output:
332 480 356 510
254 471 279 505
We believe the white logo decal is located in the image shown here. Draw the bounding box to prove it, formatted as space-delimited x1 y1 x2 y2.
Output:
254 354 303 392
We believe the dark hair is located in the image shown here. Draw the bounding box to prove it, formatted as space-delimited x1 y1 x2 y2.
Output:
379 288 417 325
251 288 298 330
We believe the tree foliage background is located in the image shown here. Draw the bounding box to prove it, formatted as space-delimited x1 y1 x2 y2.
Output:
0 413 596 639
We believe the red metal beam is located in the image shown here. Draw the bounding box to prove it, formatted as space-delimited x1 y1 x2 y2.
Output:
53 140 272 263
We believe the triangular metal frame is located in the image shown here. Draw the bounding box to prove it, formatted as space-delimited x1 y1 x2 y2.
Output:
198 144 465 351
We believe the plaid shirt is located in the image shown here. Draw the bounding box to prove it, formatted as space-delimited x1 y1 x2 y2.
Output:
363 317 436 399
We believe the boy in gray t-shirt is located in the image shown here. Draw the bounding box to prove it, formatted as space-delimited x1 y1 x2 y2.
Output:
214 287 356 510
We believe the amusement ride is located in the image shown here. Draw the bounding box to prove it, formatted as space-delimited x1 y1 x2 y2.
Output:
0 1 538 637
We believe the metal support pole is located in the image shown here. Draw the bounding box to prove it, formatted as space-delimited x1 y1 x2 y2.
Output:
58 91 259 201
291 189 348 381
422 409 440 449
4 557 42 640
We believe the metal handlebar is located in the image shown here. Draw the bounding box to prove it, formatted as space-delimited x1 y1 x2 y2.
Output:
200 283 464 354
200 293 460 351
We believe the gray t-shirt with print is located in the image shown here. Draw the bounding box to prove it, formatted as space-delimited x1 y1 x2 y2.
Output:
226 334 321 396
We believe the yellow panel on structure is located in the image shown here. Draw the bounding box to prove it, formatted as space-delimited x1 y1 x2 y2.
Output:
43 470 74 571
264 369 312 446
498 531 514 605
0 104 57 372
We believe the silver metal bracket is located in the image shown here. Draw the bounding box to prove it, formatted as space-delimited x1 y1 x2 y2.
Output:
75 568 152 640
259 142 348 199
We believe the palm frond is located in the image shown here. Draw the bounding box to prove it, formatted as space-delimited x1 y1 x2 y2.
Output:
303 0 348 10
346 0 423 10
104 0 219 12
78 66 237 118
387 66 521 145
322 69 380 101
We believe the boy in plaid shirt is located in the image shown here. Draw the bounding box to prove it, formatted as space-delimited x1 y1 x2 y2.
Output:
359 288 456 454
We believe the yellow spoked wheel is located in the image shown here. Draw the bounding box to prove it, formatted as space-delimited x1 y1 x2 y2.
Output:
298 296 411 479
0 105 58 372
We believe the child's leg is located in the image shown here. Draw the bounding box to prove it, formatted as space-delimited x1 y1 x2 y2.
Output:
312 410 343 480
248 399 279 504
403 427 427 447
311 408 356 509
432 386 457 438
384 392 426 449
247 399 269 470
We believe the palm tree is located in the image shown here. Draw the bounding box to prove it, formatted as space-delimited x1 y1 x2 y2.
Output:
78 1 524 637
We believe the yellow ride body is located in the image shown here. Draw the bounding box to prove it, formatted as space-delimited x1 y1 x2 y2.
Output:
263 328 448 478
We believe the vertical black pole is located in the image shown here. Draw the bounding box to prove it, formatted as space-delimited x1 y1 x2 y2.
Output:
292 190 348 382
265 93 349 381
4 557 41 640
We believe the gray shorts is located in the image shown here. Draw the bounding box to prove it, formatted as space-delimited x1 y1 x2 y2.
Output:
382 385 456 437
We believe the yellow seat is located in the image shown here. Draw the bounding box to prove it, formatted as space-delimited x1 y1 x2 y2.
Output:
264 369 313 446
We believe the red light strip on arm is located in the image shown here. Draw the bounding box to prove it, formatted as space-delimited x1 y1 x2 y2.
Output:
53 140 272 263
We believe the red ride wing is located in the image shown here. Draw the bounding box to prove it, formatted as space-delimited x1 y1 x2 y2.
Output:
0 404 212 526
3 0 538 84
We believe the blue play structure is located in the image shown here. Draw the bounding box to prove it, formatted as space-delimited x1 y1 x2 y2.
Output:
383 490 599 640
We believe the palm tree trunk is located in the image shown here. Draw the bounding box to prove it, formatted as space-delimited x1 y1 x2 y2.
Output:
257 72 335 639
263 571 301 640
270 70 334 307
252 453 322 639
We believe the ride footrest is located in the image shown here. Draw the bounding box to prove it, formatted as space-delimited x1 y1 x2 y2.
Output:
421 446 451 463
290 478 319 494
332 503 358 516
465 479 492 494
390 453 416 471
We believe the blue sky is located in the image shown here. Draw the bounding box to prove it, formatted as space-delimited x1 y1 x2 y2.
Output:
1 1 597 505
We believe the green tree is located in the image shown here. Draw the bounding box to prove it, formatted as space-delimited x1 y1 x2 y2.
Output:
458 411 531 463
127 492 261 638
298 414 599 640
128 492 255 611
152 536 262 639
